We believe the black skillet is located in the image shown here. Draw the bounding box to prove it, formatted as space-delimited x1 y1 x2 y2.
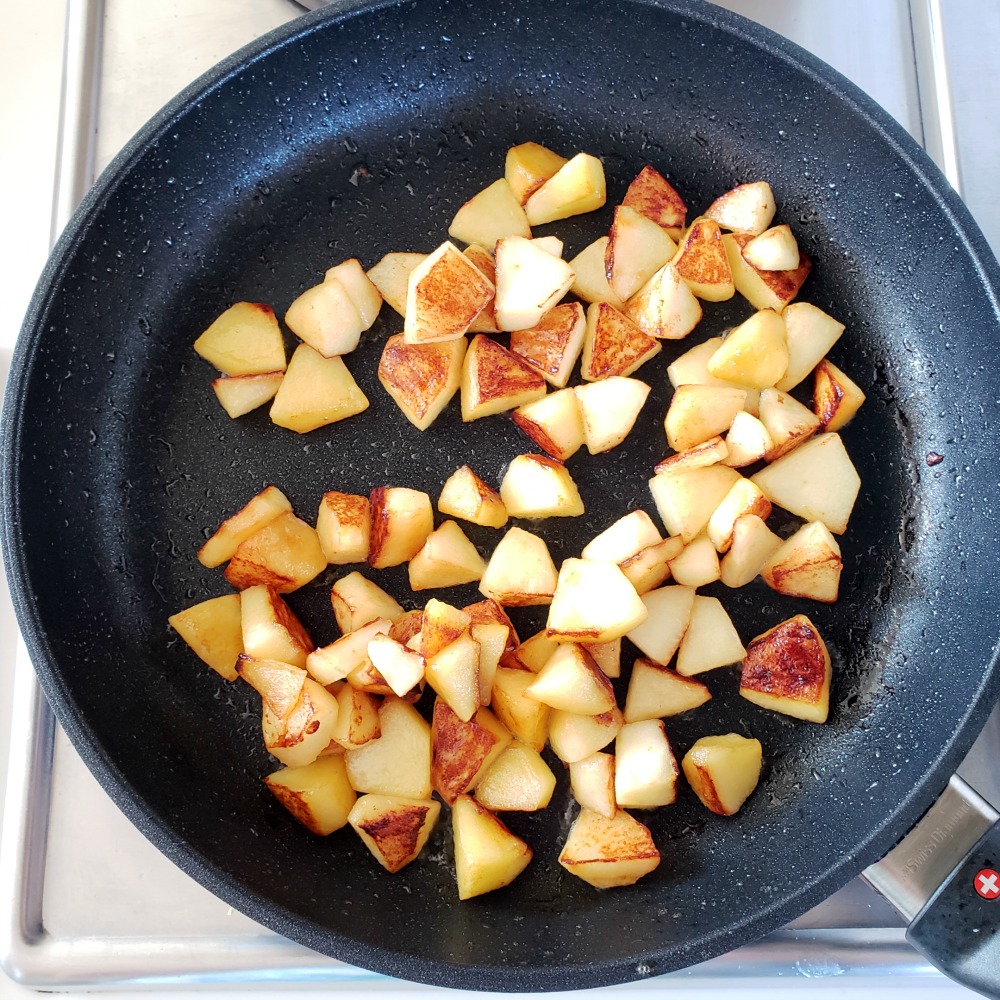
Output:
4 0 1000 993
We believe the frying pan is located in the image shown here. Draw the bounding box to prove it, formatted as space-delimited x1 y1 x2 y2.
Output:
4 0 1000 992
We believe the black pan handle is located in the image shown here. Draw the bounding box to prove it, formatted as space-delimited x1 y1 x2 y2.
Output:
863 775 1000 999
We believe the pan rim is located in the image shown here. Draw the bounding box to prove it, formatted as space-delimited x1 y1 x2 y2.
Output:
4 0 1000 990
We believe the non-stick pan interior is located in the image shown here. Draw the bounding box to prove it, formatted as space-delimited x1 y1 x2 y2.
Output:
5 0 1000 991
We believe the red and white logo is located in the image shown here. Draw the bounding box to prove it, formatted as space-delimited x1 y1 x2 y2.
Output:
974 868 1000 899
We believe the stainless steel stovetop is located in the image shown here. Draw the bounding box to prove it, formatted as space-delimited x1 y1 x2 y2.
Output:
2 0 999 995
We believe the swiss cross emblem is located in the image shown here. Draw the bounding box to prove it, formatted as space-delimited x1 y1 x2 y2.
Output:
974 868 1000 899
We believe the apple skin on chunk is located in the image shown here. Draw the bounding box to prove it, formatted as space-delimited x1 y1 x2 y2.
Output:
740 614 832 723
367 252 426 317
461 334 547 421
349 794 441 873
378 333 466 432
499 453 585 519
707 478 772 553
500 628 558 674
194 301 286 376
581 302 662 382
169 593 243 681
452 795 533 899
622 164 687 231
509 302 587 388
421 598 471 660
494 236 575 332
505 141 568 205
524 151 606 226
269 344 369 433
682 734 763 816
479 527 558 607
546 558 648 643
448 178 531 249
559 808 660 889
368 486 434 569
264 755 357 836
224 511 327 593
438 465 509 529
330 684 381 750
198 485 292 569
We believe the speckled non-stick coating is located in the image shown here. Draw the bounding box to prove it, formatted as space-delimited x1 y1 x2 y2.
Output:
4 0 1000 991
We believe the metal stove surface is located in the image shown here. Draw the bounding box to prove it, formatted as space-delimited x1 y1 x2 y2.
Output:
1 0 999 995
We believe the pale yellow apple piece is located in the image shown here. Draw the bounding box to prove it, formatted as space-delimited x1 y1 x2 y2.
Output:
368 486 434 569
330 685 381 750
582 510 662 564
194 302 286 375
452 795 533 899
574 376 651 454
505 141 568 204
622 164 687 230
464 598 519 654
407 521 486 591
404 241 493 344
546 558 648 643
240 584 312 669
619 536 685 595
212 371 283 418
524 643 615 715
471 622 510 704
269 344 369 433
676 595 746 676
437 465 508 529
648 464 741 542
262 678 340 768
761 520 843 603
198 485 292 569
723 411 773 468
740 614 831 723
524 152 606 226
705 181 776 235
569 752 617 819
615 720 680 808
224 511 326 593
265 756 356 835
449 178 531 248
479 527 558 607
624 658 711 722
750 432 860 534
425 632 482 723
672 216 734 301
626 585 695 664
475 743 557 811
500 629 558 674
493 236 575 331
569 237 625 310
169 593 243 680
743 225 799 271
330 572 403 634
581 302 661 381
345 697 432 798
508 302 586 389
664 384 747 453
654 436 729 475
667 336 726 388
499 453 584 519
559 808 660 889
377 333 466 431
240 656 308 719
285 278 365 357
306 618 393 685
367 634 426 697
367 252 427 316
667 534 720 589
624 262 702 341
723 233 812 312
682 734 763 816
490 666 551 752
431 700 512 803
813 359 866 431
719 514 783 589
324 258 382 328
548 708 623 764
606 205 678 301
707 309 788 389
461 334 547 421
349 794 441 872
707 478 772 552
512 388 585 462
776 303 845 391
757 387 822 460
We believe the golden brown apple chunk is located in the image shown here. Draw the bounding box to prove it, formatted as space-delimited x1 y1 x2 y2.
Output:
404 242 493 344
508 302 586 388
505 141 568 205
461 334 547 421
193 302 286 376
265 755 356 835
240 583 312 668
672 216 734 301
169 593 243 680
438 465 509 529
499 453 585 519
580 302 661 382
705 181 776 236
431 699 512 804
558 808 660 889
378 333 466 431
224 511 326 593
368 486 434 569
349 794 441 872
198 485 292 569
622 164 687 231
316 491 370 565
723 233 812 312
682 734 763 816
813 359 866 431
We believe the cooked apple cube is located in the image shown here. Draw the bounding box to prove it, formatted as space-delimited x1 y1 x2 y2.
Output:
668 534 720 588
757 387 821 460
198 485 292 569
743 224 799 271
500 628 558 674
606 206 678 301
368 486 433 569
761 520 843 603
346 655 421 701
407 521 486 591
367 252 427 316
548 708 623 763
582 510 662 564
682 734 763 816
471 621 510 704
664 384 747 453
723 233 812 312
672 217 734 301
345 696 432 797
581 302 661 382
431 700 512 803
813 359 866 431
425 631 482 722
452 794 532 899
316 491 370 565
626 585 695 664
212 371 284 418
707 310 788 389
505 141 568 204
624 261 702 342
464 598 518 652
624 659 710 722
448 178 531 248
615 719 680 808
524 151 606 226
475 743 556 812
169 593 243 680
776 303 845 391
705 181 776 235
462 245 500 333
265 756 357 835
262 678 340 768
367 634 426 697
569 752 617 819
194 302 286 375
622 164 687 231
512 388 585 461
224 512 326 593
499 453 585 519
667 336 726 388
479 527 558 606
285 277 365 357
389 608 424 646
508 302 586 388
349 794 441 873
324 258 382 328
569 237 625 310
707 479 772 552
240 584 312 669
461 334 547 421
675 596 746 676
723 411 773 468
654 436 729 475
493 236 574 331
269 344 369 433
546 558 648 643
740 614 831 723
438 465 508 529
330 571 403 634
524 643 616 715
719 513 783 589
306 617 392 685
619 536 685 595
490 665 550 751
750 432 860 534
559 807 660 889
330 684 381 750
574 376 651 454
586 638 622 679
421 598 471 659
377 333 466 432
239 655 309 719
648 464 741 542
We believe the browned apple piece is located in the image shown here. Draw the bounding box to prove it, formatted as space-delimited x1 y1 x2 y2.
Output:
224 512 326 593
707 309 788 389
367 252 427 316
654 436 729 475
723 233 812 312
505 141 568 204
425 631 481 722
236 654 307 719
344 696 432 798
471 622 509 705
330 685 381 750
349 794 441 872
463 598 520 655
813 359 866 431
240 584 312 668
265 756 357 835
672 217 734 301
368 486 434 569
421 599 473 660
605 205 678 301
388 609 424 646
479 526 558 607
490 665 550 751
452 794 533 899
622 164 687 231
569 752 617 819
512 388 585 461
618 536 685 595
624 262 702 341
740 614 831 723
408 521 486 591
682 734 763 816
463 245 500 334
261 677 340 768
168 593 243 681
559 808 660 889
761 520 843 603
580 302 661 381
377 333 466 431
707 479 772 553
448 178 531 249
431 700 513 804
499 629 557 675
194 302 286 376
438 465 509 529
404 241 493 344
705 181 776 235
316 491 370 565
306 618 393 686
461 334 547 421
367 634 426 697
523 643 616 715
508 302 586 388
198 485 292 569
757 387 822 461
546 558 648 643
330 571 404 634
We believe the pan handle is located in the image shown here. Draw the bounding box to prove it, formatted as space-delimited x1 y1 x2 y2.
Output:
862 775 1000 999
